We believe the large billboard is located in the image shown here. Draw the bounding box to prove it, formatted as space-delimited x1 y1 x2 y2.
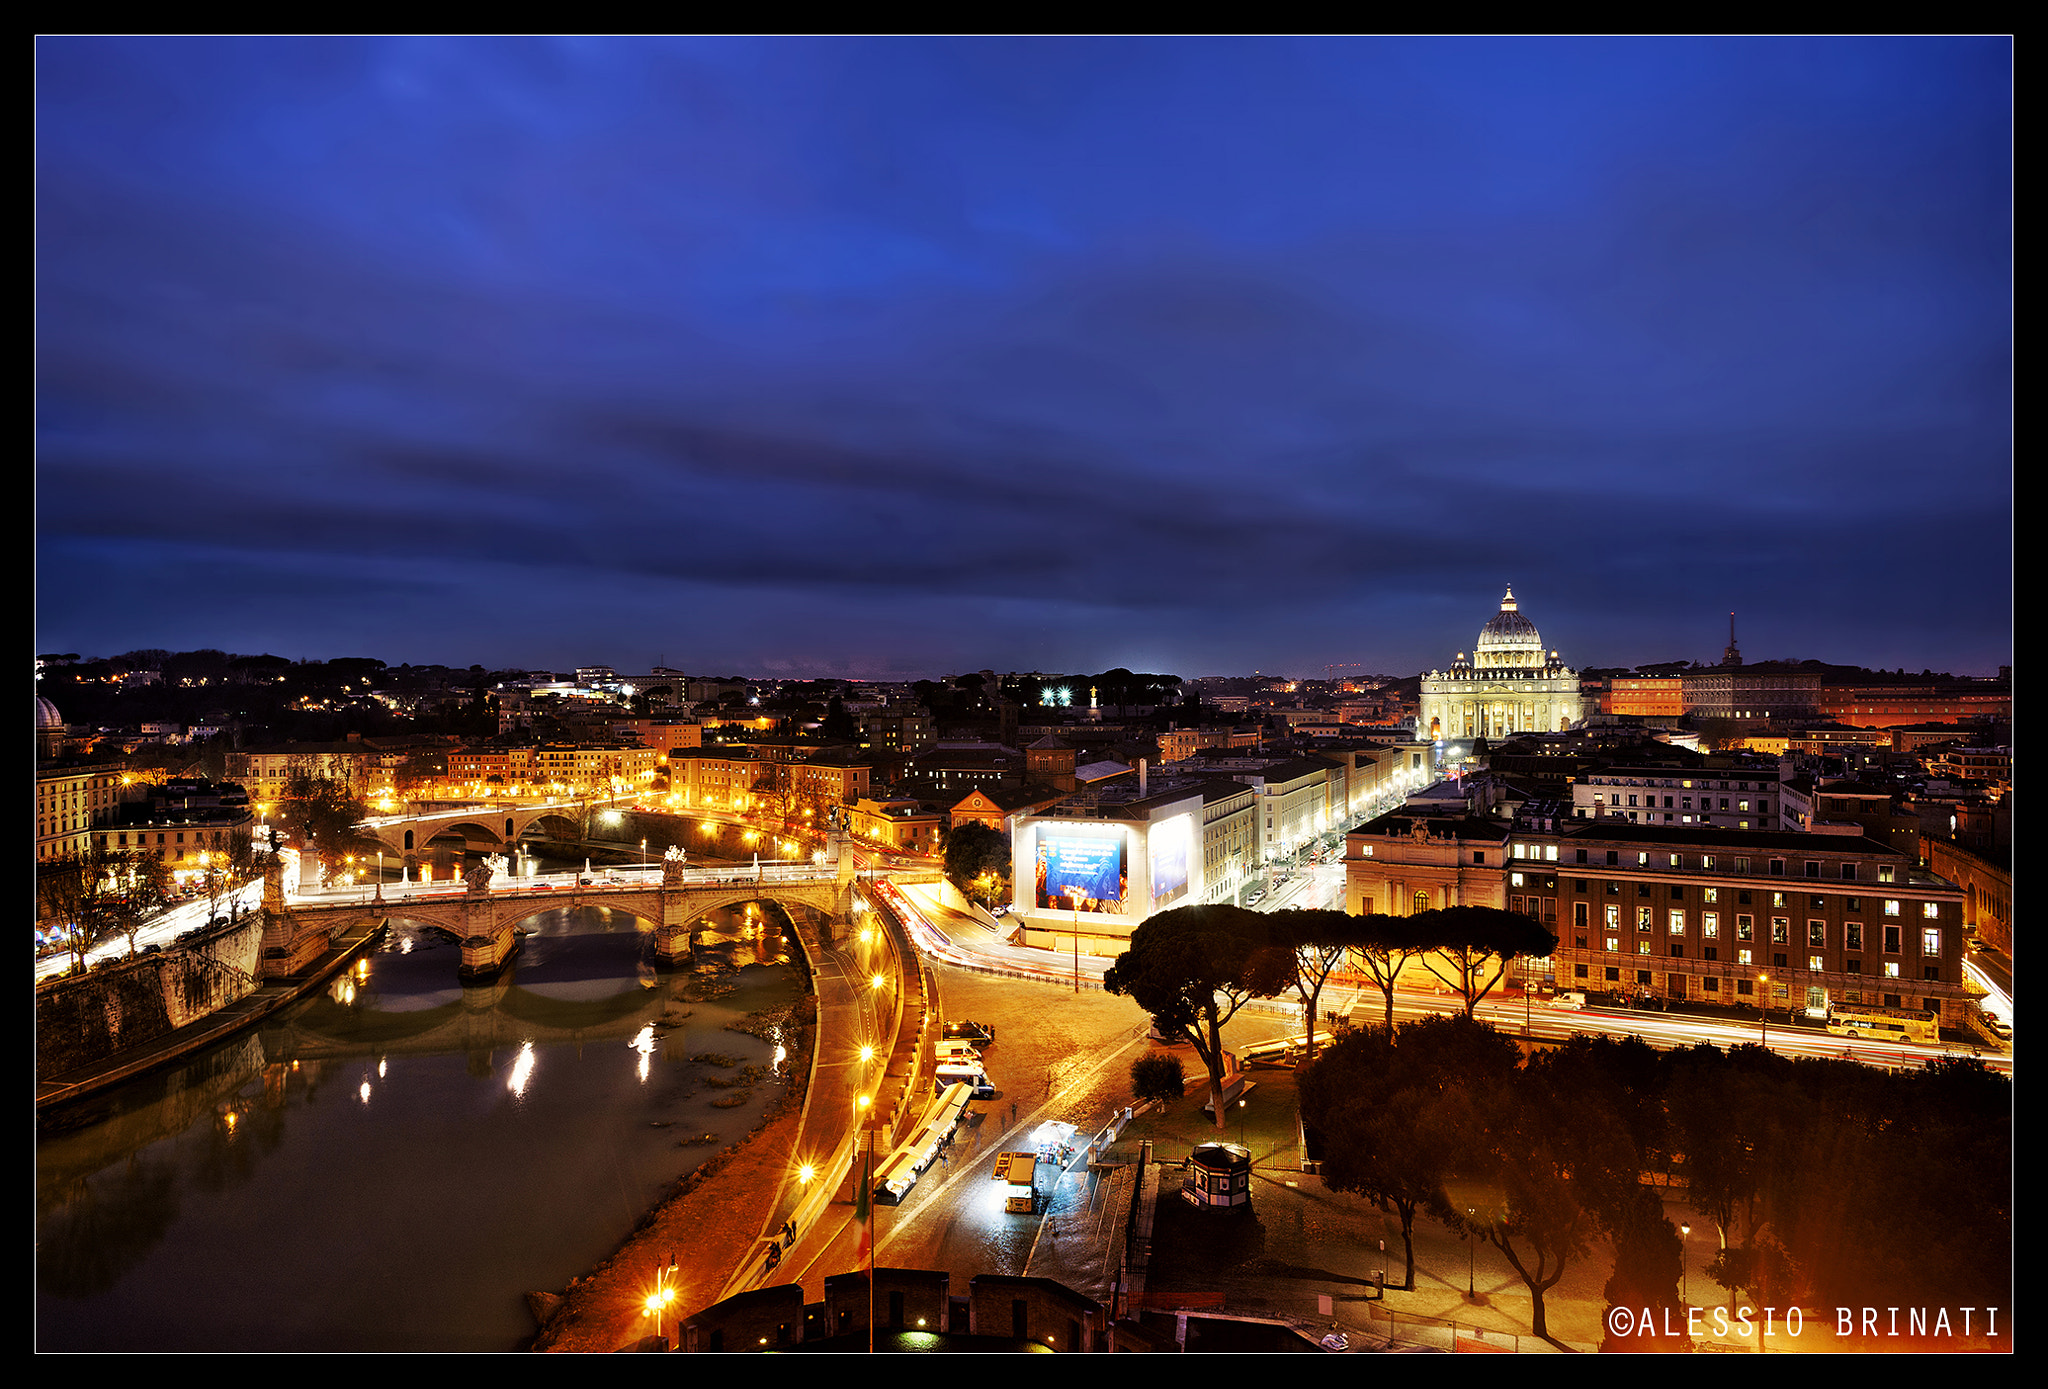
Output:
1148 814 1192 910
1034 825 1128 914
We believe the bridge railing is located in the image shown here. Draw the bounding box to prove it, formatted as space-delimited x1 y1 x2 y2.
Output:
287 862 840 908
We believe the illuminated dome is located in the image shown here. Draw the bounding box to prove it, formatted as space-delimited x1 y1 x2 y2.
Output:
1473 586 1547 669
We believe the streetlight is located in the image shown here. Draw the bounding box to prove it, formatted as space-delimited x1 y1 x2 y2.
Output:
1680 1222 1691 1303
1758 973 1772 1047
1466 1207 1477 1298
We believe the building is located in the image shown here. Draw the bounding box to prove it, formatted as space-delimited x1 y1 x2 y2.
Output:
36 761 128 864
1418 587 1584 742
1349 807 1976 1028
1568 762 1789 831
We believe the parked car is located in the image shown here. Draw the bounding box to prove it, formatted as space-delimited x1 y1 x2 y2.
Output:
943 1019 995 1044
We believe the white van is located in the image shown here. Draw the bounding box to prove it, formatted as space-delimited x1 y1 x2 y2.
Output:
935 1062 994 1099
1553 991 1587 1011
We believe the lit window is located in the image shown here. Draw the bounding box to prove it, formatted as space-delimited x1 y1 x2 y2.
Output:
1738 949 1753 966
1669 911 1686 935
1808 921 1825 948
1884 900 1901 917
1922 902 1940 919
1605 936 1620 953
1809 956 1823 972
1884 962 1900 979
1637 907 1653 931
1771 919 1789 944
1921 929 1941 956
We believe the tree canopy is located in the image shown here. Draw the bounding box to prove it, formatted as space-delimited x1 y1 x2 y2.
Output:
1104 904 1295 1129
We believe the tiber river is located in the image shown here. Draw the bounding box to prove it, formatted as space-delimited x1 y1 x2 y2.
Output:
37 896 804 1352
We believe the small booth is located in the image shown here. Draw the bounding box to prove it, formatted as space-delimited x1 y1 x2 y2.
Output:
992 1151 1039 1213
1181 1142 1252 1209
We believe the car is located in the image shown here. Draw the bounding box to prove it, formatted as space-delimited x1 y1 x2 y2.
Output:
1981 1011 2012 1040
943 1020 995 1044
1552 990 1587 1010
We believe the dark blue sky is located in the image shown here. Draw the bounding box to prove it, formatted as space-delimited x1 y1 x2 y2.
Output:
36 37 2011 679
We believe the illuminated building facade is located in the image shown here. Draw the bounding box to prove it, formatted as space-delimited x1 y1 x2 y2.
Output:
1418 587 1584 742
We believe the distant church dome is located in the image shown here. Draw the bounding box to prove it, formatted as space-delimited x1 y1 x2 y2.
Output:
1472 586 1546 669
37 696 63 730
1418 585 1583 741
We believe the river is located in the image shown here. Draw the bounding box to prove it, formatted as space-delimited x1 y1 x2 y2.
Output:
36 896 803 1351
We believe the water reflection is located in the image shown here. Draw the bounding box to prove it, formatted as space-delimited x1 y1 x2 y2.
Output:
37 902 803 1351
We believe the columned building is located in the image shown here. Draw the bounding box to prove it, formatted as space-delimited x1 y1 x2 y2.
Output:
1418 587 1584 742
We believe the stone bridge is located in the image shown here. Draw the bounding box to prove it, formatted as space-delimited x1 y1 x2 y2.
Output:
260 848 862 981
354 800 597 860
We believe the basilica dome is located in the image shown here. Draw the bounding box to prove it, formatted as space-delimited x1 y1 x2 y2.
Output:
1473 586 1548 669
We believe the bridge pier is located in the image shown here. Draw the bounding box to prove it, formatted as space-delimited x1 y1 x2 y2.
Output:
457 896 522 980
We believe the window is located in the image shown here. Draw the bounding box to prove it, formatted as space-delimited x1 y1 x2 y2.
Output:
1806 862 1820 878
1705 975 1719 992
1845 960 1860 974
1703 887 1718 904
1575 849 1588 864
1637 907 1653 931
1884 962 1900 979
1845 922 1863 951
1510 871 1524 887
1669 911 1686 935
1606 936 1620 954
1670 945 1684 958
1884 900 1901 918
1574 902 1589 930
1771 919 1789 944
1738 949 1753 966
1704 947 1719 962
1771 892 1787 909
1808 921 1825 948
1472 852 1485 864
1737 915 1754 941
1922 902 1941 920
1639 883 1652 897
1878 865 1896 883
1703 912 1719 939
1605 905 1620 929
1921 928 1941 956
1769 859 1785 877
1841 863 1857 881
1884 925 1901 954
1607 851 1620 866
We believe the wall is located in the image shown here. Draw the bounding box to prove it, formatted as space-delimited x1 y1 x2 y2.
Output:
35 916 264 1082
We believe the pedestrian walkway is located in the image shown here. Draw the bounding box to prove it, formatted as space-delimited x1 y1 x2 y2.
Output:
1072 1060 1601 1352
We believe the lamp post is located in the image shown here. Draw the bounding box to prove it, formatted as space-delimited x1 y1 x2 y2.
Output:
1466 1207 1477 1297
1680 1222 1691 1303
1759 973 1772 1048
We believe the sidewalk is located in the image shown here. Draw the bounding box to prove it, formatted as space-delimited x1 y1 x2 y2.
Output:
1080 1060 1603 1352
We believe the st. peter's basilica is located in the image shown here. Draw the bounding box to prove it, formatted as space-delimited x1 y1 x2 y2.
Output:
1417 586 1583 741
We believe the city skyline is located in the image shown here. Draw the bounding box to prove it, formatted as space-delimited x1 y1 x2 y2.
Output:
36 38 2012 679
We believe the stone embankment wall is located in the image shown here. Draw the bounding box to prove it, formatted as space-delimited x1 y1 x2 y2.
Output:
34 916 265 1081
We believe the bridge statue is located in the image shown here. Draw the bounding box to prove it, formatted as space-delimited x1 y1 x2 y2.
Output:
662 843 688 887
465 857 495 896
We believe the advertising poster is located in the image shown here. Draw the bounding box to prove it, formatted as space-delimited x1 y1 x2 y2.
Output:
1148 815 1192 909
1034 827 1127 913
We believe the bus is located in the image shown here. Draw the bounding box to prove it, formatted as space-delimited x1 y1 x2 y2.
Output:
1825 1004 1938 1045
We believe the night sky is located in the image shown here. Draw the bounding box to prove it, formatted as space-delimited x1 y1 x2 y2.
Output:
36 38 2011 680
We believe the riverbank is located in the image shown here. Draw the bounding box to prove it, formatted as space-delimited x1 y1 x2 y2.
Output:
531 999 814 1353
35 917 387 1116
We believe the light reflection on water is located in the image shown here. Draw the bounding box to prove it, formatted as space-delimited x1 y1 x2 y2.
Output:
36 903 801 1351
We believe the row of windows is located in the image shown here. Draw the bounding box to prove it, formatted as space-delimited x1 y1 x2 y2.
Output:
1586 937 1941 977
1573 904 1941 955
1515 871 1937 921
1517 842 1897 883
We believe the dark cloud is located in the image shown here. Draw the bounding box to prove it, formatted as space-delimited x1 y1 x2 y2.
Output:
37 38 2011 676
